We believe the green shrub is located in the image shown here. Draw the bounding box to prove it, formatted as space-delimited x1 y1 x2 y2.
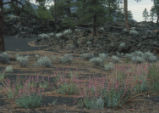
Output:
131 56 145 63
119 42 126 48
104 62 114 71
50 55 57 63
126 51 157 63
89 57 103 66
82 97 104 109
5 65 13 73
39 81 49 89
103 88 128 107
16 94 42 108
133 76 148 93
36 56 52 67
148 64 159 92
35 54 40 58
0 73 5 81
60 54 73 64
80 53 94 60
16 55 29 67
58 83 79 95
0 52 10 64
144 51 157 62
38 33 49 39
98 53 107 60
111 56 120 63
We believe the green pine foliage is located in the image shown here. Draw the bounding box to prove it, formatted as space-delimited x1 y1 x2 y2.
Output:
77 0 106 26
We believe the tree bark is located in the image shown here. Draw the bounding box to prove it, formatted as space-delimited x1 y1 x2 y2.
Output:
54 0 57 32
66 0 71 17
108 0 111 17
0 0 5 51
93 14 97 36
124 0 129 29
157 16 159 23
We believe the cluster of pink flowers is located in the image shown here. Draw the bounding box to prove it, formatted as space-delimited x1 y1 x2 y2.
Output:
2 63 151 100
2 75 49 98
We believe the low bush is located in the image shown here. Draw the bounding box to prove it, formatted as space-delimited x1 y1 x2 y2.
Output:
126 51 157 63
50 55 57 63
0 72 5 81
89 57 103 66
80 53 94 60
36 56 52 67
81 97 104 109
147 64 159 92
5 65 13 73
60 54 73 64
2 76 47 108
0 52 10 64
98 53 107 60
111 56 120 63
104 62 114 71
102 74 130 108
58 83 79 95
131 56 145 63
35 54 40 58
38 33 49 39
144 51 157 62
103 87 129 107
119 42 126 49
16 94 42 108
16 55 29 67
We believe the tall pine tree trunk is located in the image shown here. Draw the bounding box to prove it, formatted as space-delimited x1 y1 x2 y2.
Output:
0 0 5 51
108 0 111 17
54 0 57 32
124 0 129 29
66 0 71 17
157 12 159 23
157 17 159 23
93 14 97 36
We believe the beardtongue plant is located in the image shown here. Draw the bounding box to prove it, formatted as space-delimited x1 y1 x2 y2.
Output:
147 64 159 93
57 74 80 95
102 77 130 107
78 77 105 109
79 63 150 109
2 76 50 108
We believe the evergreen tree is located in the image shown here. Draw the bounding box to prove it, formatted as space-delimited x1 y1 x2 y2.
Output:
150 7 156 22
104 0 120 20
152 0 159 23
143 8 149 21
124 0 128 29
123 0 141 29
77 0 106 36
50 0 76 31
0 0 5 51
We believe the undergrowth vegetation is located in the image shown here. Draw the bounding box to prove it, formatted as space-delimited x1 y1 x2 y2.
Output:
2 76 49 108
36 56 52 67
16 55 29 67
1 55 159 110
60 54 73 64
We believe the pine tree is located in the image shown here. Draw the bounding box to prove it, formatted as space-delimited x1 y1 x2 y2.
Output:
0 0 5 51
104 0 120 21
150 7 156 22
124 0 128 29
50 0 76 30
77 0 106 36
152 0 159 23
123 0 141 29
143 8 149 21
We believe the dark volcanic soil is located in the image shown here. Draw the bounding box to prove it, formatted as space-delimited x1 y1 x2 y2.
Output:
4 36 46 51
